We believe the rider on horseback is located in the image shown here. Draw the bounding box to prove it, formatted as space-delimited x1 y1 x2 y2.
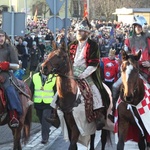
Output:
0 29 22 128
111 15 150 120
47 17 110 130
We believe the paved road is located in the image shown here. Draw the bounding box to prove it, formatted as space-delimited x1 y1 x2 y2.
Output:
49 131 139 150
0 124 141 150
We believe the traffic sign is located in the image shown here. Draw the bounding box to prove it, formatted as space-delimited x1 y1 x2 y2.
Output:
46 0 65 15
47 17 63 32
2 12 25 36
63 18 71 29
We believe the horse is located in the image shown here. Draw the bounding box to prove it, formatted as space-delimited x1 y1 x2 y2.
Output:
0 79 32 150
116 50 150 150
41 43 113 150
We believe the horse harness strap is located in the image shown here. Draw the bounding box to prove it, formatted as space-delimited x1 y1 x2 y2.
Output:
127 104 144 136
9 76 30 98
118 98 145 136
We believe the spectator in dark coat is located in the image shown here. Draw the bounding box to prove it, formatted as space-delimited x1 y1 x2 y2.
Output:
24 33 33 49
38 39 45 61
29 41 41 72
45 32 54 42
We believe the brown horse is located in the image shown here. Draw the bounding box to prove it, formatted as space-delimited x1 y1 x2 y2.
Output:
116 50 150 150
41 44 112 150
0 79 32 150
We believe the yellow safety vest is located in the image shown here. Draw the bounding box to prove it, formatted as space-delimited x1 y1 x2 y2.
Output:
32 73 56 104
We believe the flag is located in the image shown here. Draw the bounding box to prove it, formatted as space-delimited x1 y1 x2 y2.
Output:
83 3 88 17
136 81 150 134
83 0 88 17
33 8 38 23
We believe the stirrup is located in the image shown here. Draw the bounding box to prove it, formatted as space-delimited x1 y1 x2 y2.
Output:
9 116 19 128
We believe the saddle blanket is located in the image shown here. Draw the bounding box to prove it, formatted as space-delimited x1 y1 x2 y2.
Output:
114 81 150 143
54 83 114 147
136 81 150 134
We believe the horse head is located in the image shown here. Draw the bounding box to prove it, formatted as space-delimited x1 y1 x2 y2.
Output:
41 42 70 76
120 50 141 103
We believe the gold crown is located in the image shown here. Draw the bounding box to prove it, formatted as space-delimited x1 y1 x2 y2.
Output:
109 49 116 56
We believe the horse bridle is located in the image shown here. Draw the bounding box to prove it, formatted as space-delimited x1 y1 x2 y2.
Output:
45 54 78 83
121 59 139 103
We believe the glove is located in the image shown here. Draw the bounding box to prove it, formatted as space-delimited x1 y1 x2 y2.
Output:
78 74 85 79
0 61 10 71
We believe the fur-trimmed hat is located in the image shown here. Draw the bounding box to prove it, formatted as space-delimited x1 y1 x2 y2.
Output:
75 17 91 33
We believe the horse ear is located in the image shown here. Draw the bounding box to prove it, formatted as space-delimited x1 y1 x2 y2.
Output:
121 50 128 60
51 40 57 50
134 50 141 61
60 41 67 52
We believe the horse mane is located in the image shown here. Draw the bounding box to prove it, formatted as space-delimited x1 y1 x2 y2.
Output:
42 41 77 98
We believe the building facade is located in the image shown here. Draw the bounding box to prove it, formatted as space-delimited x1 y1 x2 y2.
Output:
113 7 150 25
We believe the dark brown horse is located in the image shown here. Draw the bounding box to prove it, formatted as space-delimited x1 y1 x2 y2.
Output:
41 44 112 150
116 50 150 150
0 80 32 150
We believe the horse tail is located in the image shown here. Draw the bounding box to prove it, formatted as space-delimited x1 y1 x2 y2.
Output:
22 104 32 144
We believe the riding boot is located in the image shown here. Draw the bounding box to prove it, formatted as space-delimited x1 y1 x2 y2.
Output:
95 108 106 130
9 110 19 128
45 108 60 128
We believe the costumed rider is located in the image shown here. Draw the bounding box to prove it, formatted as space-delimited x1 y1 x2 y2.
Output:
111 15 150 119
46 17 110 130
0 29 22 128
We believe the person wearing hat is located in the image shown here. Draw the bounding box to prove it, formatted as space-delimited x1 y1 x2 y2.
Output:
101 48 119 91
47 17 111 130
110 15 150 122
0 29 22 127
38 38 45 61
29 41 41 73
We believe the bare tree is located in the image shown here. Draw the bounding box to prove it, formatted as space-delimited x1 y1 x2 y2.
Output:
89 0 150 20
31 0 150 20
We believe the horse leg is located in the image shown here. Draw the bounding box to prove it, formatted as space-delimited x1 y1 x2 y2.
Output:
64 113 80 150
147 142 150 150
117 120 129 150
138 135 146 150
68 123 80 150
89 133 95 150
12 128 22 150
101 129 107 150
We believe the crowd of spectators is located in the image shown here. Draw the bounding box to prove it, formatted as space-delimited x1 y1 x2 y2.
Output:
7 17 148 78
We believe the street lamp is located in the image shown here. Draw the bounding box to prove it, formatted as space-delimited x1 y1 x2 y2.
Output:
24 0 27 27
9 0 14 44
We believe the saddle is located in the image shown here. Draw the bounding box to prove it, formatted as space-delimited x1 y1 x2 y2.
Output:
77 79 106 130
0 76 32 126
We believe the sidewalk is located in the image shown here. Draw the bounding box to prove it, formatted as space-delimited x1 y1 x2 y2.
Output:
0 122 62 150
